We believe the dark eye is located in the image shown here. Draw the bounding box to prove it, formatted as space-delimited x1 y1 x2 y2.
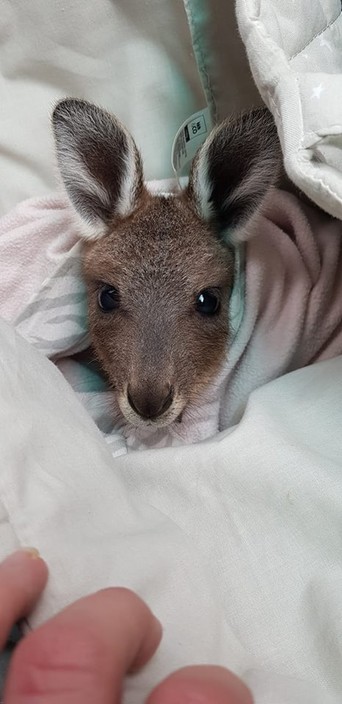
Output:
195 289 221 316
98 285 120 312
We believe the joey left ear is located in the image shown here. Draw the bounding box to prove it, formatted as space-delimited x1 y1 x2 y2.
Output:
52 98 145 240
186 107 281 241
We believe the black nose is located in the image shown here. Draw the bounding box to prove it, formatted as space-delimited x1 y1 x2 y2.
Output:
127 385 173 420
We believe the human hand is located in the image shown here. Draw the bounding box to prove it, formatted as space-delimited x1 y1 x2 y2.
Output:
1 550 253 703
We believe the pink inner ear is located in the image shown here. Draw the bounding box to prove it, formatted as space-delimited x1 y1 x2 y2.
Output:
53 98 144 235
187 109 281 237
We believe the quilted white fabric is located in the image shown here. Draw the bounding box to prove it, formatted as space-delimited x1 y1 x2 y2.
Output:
237 0 342 219
0 318 341 704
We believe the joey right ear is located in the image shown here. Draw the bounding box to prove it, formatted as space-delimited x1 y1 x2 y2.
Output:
52 98 145 240
187 107 281 241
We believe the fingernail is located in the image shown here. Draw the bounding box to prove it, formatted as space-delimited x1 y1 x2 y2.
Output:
21 547 41 560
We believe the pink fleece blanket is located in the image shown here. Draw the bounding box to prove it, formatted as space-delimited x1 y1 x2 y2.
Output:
0 187 341 449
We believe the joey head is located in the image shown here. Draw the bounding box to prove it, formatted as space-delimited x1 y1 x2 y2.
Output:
52 99 280 428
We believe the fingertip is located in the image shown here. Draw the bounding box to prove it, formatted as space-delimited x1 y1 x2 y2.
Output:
1 548 48 584
89 587 163 671
0 549 48 652
129 615 162 672
147 665 254 704
5 586 164 703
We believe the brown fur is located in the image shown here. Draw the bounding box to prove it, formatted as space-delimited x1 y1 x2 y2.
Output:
82 193 233 425
52 99 281 429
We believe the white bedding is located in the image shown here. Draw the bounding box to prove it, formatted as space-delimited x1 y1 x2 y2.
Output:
0 0 206 214
1 1 342 702
0 318 340 703
0 0 259 216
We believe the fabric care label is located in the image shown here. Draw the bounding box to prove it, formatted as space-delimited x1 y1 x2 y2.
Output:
171 107 213 179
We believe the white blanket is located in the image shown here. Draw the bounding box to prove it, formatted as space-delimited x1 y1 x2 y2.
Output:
0 317 340 704
1 2 342 702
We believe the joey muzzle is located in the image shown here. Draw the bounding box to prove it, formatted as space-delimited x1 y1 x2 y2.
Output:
127 383 174 420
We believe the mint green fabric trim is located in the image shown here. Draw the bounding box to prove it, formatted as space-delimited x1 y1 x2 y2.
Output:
183 0 217 124
229 244 245 340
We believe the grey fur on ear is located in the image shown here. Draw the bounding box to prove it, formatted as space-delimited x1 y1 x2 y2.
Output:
52 98 144 240
187 107 281 241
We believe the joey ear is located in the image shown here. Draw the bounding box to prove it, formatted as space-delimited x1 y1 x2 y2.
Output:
187 107 281 241
52 98 144 239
